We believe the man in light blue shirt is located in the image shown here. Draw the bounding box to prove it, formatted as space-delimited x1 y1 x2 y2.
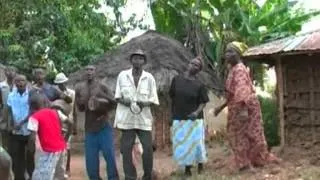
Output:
7 74 33 180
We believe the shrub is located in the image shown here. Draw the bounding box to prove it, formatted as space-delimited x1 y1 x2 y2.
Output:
258 95 280 147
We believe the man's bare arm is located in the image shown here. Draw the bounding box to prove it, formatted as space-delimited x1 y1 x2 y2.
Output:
72 104 77 135
55 87 72 103
75 84 85 112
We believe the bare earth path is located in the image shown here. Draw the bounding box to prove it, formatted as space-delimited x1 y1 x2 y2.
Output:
70 143 320 180
70 150 177 180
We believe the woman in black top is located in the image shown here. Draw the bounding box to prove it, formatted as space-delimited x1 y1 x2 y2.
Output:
169 57 209 177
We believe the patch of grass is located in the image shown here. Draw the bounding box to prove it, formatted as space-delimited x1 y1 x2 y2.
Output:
258 95 280 147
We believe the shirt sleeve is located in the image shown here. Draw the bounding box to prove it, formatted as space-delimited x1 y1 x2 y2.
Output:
57 110 68 122
52 86 61 101
27 116 39 132
169 76 176 99
198 84 209 104
114 73 122 99
6 94 12 107
149 76 159 105
67 90 75 121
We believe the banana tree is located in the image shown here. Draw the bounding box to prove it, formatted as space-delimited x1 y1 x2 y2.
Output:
151 0 320 87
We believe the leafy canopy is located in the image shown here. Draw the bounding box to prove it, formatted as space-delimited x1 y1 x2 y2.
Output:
151 0 320 87
0 0 123 77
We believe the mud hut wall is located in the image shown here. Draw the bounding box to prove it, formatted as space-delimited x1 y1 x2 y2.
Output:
152 95 171 149
281 54 320 147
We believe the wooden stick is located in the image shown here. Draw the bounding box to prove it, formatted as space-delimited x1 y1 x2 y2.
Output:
309 66 316 144
283 64 287 96
275 56 285 152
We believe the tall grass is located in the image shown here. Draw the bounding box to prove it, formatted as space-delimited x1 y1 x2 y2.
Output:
258 95 280 147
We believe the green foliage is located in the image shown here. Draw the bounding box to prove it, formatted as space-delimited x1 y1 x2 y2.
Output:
0 0 123 76
258 95 280 147
151 0 188 42
151 0 320 87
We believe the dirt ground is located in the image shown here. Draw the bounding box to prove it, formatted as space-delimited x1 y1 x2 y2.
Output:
70 142 320 180
70 150 177 180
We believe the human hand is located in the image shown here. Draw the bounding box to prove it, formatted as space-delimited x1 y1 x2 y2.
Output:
72 130 77 135
120 98 131 107
14 121 24 130
214 107 222 117
61 93 72 104
136 101 151 109
72 127 77 135
187 111 199 120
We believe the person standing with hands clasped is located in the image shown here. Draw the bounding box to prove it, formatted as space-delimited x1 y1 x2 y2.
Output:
114 49 159 180
7 75 33 180
169 57 209 177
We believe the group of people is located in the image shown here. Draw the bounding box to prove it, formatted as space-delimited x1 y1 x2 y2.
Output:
0 67 76 180
0 41 280 180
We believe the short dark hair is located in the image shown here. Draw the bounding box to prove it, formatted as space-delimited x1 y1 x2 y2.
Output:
5 66 17 72
29 92 49 112
14 74 27 81
32 68 46 76
85 65 96 70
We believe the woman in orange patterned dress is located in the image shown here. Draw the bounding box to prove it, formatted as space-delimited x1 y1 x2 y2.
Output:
214 42 280 172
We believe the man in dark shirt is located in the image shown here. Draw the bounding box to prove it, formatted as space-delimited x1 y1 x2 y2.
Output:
75 65 118 180
29 68 72 106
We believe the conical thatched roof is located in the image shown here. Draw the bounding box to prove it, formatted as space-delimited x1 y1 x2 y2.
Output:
68 31 222 95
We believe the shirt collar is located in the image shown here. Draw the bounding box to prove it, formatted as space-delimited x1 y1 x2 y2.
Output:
13 88 29 96
127 68 148 80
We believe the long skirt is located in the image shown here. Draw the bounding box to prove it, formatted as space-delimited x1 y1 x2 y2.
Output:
32 150 66 180
172 119 207 166
227 96 279 169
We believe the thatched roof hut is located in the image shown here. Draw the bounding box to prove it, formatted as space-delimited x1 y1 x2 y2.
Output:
69 31 223 148
69 30 222 93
